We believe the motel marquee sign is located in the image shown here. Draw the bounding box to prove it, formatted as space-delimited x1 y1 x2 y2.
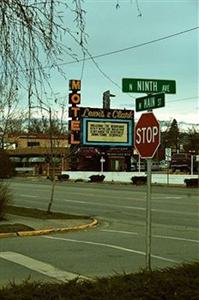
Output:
68 80 135 147
81 107 134 147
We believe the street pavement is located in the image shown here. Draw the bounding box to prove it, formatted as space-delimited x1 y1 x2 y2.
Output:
0 178 198 286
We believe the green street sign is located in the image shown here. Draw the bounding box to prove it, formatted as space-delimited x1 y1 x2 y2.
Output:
136 93 165 112
122 78 176 94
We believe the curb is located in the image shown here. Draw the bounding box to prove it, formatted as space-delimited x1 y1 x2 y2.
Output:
0 218 98 238
0 232 18 238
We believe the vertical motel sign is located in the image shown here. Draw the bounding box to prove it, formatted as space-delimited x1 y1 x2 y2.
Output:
68 80 81 144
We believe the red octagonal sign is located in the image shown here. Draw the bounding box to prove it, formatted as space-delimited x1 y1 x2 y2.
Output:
134 112 160 159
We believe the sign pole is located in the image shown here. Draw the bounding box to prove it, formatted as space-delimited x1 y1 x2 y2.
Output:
138 155 141 173
146 157 152 270
165 148 171 186
100 156 105 174
167 165 169 186
191 155 194 175
134 110 161 272
146 106 152 271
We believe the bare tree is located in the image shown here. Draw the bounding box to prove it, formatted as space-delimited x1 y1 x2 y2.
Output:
0 1 85 213
0 0 86 107
0 79 27 148
183 127 199 154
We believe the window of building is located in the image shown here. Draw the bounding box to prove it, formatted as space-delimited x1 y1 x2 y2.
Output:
27 141 40 147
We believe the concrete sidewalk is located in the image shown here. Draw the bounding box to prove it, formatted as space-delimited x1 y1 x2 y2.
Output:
0 214 97 238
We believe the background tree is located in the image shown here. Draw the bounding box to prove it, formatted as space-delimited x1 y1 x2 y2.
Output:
183 127 199 154
28 117 65 136
164 119 180 152
0 0 85 155
0 0 86 109
5 117 26 135
0 86 27 148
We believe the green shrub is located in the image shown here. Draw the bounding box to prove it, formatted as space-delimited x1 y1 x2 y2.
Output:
89 175 105 182
0 182 12 220
57 174 70 181
184 178 199 188
131 176 147 185
0 262 198 300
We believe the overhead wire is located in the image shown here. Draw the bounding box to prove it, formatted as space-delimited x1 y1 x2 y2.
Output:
59 26 199 66
3 24 198 109
57 26 199 98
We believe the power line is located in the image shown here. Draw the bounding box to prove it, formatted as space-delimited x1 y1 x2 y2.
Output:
2 25 198 105
59 26 199 66
57 26 199 92
83 48 122 90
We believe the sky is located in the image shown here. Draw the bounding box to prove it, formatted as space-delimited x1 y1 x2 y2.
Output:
29 0 199 127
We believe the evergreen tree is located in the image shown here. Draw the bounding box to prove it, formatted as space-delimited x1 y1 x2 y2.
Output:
165 119 180 152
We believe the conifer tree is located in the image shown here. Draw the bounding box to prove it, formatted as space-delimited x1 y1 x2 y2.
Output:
165 119 180 152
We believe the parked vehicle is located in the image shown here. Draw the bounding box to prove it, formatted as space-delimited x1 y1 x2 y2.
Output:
151 161 160 171
170 153 192 173
130 157 137 171
159 160 170 170
136 160 160 172
137 161 146 171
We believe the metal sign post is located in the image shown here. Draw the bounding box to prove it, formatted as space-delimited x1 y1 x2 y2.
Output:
146 158 152 271
134 112 160 271
165 148 171 186
100 156 105 174
191 155 194 175
138 155 141 173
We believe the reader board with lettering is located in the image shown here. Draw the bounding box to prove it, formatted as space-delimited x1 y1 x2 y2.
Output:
81 118 133 147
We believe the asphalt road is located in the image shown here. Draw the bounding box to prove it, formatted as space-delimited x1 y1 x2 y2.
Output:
0 179 198 285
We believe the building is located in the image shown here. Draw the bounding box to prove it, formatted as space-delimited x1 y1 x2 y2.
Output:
6 133 70 176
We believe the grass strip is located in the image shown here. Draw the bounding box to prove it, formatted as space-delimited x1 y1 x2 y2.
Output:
6 205 89 220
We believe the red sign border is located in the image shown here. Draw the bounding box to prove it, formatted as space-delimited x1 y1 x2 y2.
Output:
134 112 160 159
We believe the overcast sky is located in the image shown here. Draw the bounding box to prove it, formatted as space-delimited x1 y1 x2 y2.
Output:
40 1 199 125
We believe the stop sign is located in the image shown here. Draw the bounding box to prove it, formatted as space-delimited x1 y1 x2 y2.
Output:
134 112 160 158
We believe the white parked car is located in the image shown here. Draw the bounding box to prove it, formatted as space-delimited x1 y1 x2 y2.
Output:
159 160 170 170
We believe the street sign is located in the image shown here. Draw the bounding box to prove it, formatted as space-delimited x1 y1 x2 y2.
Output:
134 112 160 159
165 147 172 161
122 78 176 94
136 93 165 112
